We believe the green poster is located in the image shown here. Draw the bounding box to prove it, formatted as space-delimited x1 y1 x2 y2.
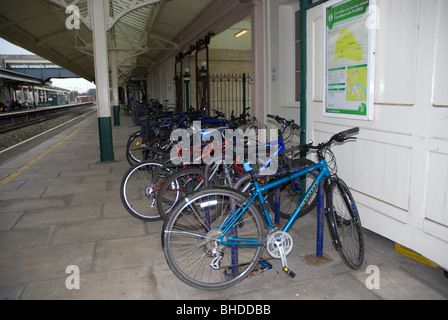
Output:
323 0 376 120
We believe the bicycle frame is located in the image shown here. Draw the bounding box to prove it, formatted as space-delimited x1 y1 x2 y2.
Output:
203 135 287 187
214 159 331 247
258 138 285 172
162 126 363 287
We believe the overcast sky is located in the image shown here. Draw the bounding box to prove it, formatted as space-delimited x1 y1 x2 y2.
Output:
1 38 96 93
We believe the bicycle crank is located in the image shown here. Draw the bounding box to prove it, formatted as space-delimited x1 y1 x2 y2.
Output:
266 231 296 278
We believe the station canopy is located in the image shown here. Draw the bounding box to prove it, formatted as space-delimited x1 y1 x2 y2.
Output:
0 0 250 84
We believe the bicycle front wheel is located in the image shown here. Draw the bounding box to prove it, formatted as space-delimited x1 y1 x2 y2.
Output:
120 161 174 221
326 177 364 269
162 187 266 290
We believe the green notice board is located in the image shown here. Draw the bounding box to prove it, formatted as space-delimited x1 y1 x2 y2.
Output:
323 0 376 120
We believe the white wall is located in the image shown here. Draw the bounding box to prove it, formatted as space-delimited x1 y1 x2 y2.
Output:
267 0 448 269
265 0 301 127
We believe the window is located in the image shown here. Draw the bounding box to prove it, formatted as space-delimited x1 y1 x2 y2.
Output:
295 10 301 102
7 64 25 68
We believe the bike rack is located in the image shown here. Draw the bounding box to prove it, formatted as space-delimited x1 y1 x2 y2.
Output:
316 183 324 257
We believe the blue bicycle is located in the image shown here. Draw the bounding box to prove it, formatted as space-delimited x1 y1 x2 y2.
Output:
162 127 364 290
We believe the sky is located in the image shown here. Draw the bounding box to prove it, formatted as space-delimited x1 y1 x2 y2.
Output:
0 38 96 93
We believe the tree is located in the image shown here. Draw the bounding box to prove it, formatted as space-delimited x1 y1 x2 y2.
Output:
87 88 97 100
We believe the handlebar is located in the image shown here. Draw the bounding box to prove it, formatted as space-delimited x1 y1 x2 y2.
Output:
283 127 359 154
267 114 303 133
211 109 226 119
334 127 359 142
267 114 280 121
291 122 301 131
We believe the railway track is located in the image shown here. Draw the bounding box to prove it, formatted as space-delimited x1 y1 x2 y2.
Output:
0 103 94 134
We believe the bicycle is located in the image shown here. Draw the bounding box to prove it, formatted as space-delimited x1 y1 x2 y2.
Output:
202 114 318 217
156 114 317 221
121 124 231 221
161 127 364 290
120 160 175 221
126 110 231 166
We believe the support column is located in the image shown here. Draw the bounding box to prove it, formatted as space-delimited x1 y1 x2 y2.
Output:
251 0 264 123
89 0 114 161
110 50 120 126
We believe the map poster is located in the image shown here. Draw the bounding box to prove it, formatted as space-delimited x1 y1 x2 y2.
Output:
323 0 376 120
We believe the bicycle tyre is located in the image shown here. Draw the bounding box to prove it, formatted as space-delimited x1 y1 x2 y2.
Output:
156 167 206 220
162 187 266 290
326 177 364 269
268 158 318 219
120 161 175 221
126 130 144 166
126 130 159 166
144 139 169 162
203 161 244 188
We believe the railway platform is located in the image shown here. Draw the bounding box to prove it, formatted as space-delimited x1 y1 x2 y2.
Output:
0 102 94 119
0 113 447 301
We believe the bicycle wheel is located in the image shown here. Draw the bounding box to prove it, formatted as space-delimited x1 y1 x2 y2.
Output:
326 177 364 269
162 187 266 290
268 158 318 219
157 167 206 220
143 139 170 162
120 161 175 221
126 130 149 166
204 161 243 187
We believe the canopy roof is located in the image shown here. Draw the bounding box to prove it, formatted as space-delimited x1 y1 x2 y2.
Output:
0 0 250 84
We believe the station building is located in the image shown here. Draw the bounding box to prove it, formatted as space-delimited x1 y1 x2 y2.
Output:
0 55 72 108
0 0 447 273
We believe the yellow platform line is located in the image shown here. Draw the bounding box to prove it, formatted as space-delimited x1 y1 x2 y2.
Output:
0 118 95 189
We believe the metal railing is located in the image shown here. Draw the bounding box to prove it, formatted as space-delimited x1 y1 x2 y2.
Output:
209 73 252 117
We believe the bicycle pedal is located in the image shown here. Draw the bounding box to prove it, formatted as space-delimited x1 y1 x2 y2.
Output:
283 267 296 278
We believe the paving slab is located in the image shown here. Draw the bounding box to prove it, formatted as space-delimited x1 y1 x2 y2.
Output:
15 204 102 229
20 266 157 300
0 242 96 286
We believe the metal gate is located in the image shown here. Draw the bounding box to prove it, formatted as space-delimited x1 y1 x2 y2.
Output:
209 73 252 117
